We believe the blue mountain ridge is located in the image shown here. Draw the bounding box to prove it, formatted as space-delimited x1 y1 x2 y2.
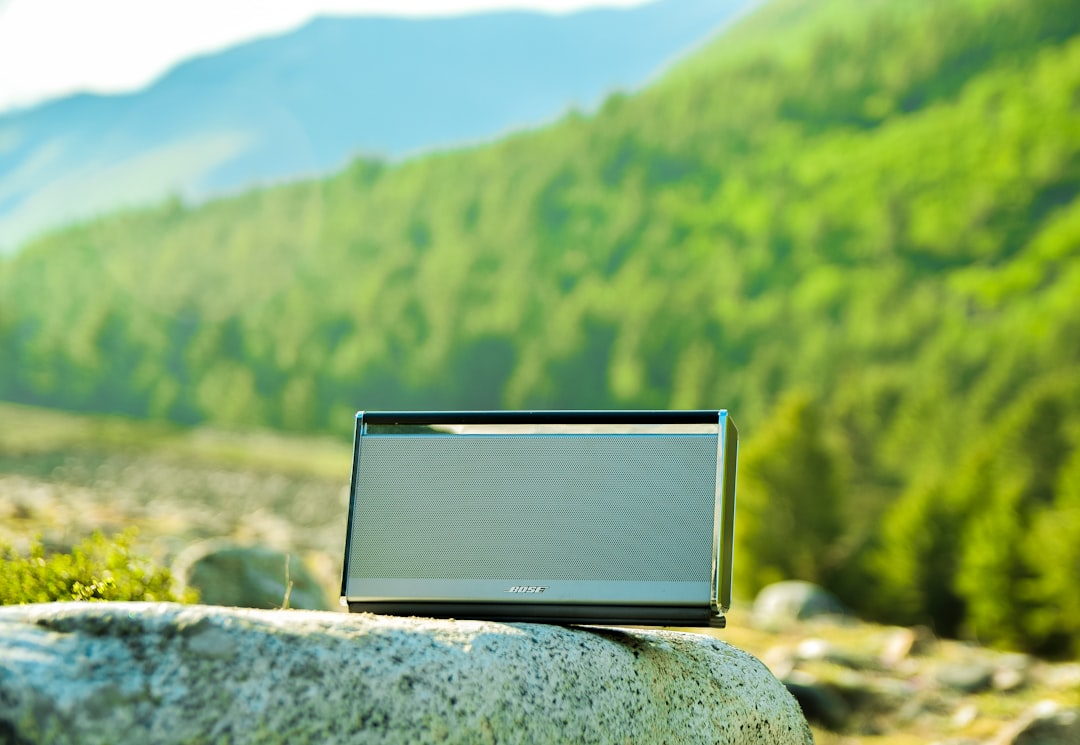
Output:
0 0 751 253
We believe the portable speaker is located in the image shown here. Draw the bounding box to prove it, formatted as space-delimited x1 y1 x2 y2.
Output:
341 410 737 627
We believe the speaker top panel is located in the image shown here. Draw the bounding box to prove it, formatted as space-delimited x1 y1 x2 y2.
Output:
361 409 726 428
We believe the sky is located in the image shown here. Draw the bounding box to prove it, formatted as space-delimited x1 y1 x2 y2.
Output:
0 0 649 114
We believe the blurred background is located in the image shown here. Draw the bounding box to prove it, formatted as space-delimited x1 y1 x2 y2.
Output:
1 0 1079 672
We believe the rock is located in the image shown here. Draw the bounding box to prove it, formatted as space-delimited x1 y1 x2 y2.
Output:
173 541 330 610
895 692 939 728
935 660 994 694
753 581 850 629
762 645 798 678
828 669 915 715
991 653 1032 693
795 637 879 671
992 667 1027 693
1037 662 1080 691
989 701 1080 745
879 626 935 668
781 670 851 731
951 703 978 728
796 637 833 661
0 602 814 745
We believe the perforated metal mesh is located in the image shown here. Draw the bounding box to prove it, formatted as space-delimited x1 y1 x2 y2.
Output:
348 434 716 582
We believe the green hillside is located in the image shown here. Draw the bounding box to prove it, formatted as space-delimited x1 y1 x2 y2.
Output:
2 0 1079 652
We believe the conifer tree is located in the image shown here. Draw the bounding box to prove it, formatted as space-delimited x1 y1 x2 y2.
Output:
734 393 845 596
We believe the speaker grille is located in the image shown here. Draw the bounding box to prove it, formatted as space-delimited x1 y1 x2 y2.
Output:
348 434 716 582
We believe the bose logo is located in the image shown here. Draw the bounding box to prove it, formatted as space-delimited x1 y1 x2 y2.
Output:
505 586 548 594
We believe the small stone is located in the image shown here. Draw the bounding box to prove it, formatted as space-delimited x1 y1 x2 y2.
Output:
992 666 1026 693
1036 662 1080 691
782 670 850 731
795 638 831 661
896 691 937 726
936 660 994 693
752 581 850 630
173 541 330 611
952 703 978 728
795 638 878 671
762 646 797 678
880 626 934 668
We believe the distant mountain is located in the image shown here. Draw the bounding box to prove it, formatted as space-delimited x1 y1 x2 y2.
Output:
0 0 749 253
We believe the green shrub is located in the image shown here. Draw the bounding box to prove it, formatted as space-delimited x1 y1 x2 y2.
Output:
872 377 1080 654
734 392 847 597
954 379 1079 653
870 454 988 635
0 530 197 605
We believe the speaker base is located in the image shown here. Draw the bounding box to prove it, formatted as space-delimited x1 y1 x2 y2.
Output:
346 601 726 628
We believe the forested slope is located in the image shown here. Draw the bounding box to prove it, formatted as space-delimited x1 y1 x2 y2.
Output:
2 0 1079 651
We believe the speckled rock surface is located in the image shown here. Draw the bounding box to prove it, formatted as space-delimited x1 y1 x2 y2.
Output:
0 602 813 745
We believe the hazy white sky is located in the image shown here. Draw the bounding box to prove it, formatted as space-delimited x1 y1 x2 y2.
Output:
0 0 648 114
